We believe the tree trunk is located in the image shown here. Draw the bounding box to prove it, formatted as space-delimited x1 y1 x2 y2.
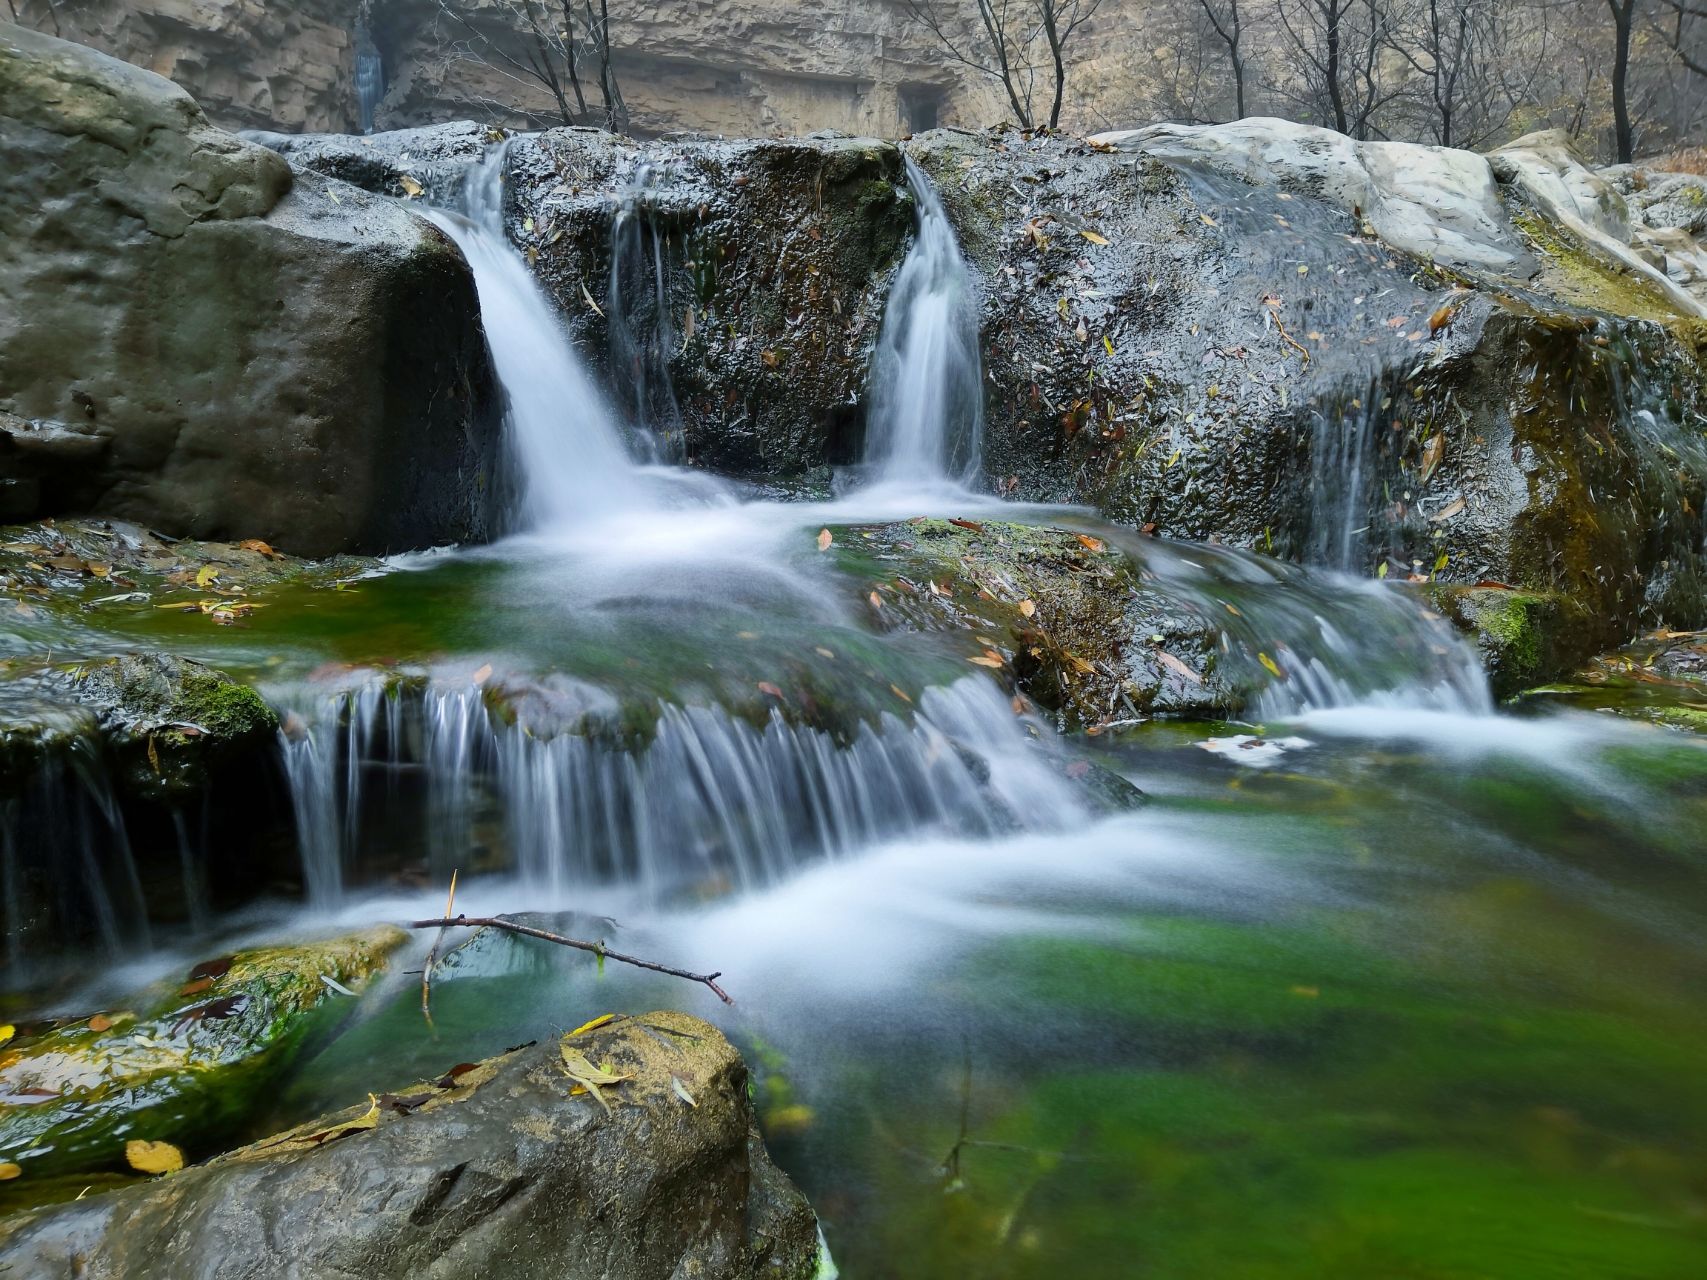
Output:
1609 0 1635 162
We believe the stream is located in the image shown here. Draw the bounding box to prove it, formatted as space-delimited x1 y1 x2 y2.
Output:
5 146 1706 1277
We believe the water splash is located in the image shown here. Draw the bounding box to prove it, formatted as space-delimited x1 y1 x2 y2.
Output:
423 146 642 531
863 157 984 486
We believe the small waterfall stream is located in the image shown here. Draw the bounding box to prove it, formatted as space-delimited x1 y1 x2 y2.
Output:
423 147 642 530
863 157 985 485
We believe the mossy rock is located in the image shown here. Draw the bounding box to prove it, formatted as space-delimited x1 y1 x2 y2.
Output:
1419 584 1586 699
0 926 406 1190
58 653 278 804
1515 628 1707 732
837 517 1240 730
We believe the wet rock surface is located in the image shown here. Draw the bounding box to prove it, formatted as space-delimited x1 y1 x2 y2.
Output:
0 24 500 557
0 1010 821 1280
841 517 1240 730
0 927 405 1185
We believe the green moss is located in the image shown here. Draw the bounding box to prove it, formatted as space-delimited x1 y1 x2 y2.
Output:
1511 208 1682 324
167 670 276 743
0 926 406 1195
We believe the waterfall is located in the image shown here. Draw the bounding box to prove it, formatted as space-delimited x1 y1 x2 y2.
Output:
275 676 1088 905
607 162 685 462
423 147 643 531
863 157 984 485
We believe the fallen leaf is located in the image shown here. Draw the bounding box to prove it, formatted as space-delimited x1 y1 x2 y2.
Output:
302 1094 381 1146
87 1014 114 1032
967 653 1004 668
179 977 215 997
1419 433 1445 483
559 1046 633 1116
125 1140 184 1175
194 565 219 588
816 528 833 551
0 1163 19 1180
1080 228 1110 245
1075 534 1106 554
1258 652 1285 678
580 282 605 316
237 539 278 559
0 1024 12 1047
471 663 493 685
1290 985 1320 998
1199 213 1218 227
868 591 883 610
567 1013 616 1037
757 681 784 699
1428 302 1457 333
187 956 233 983
948 518 985 532
670 1075 698 1107
1018 599 1036 618
1155 650 1203 685
398 175 424 198
890 683 912 703
1430 497 1466 523
433 1062 480 1089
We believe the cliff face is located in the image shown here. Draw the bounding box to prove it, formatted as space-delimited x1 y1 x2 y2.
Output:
9 0 1015 138
8 0 364 132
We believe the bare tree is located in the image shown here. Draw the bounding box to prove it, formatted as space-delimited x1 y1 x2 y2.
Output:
1271 0 1407 138
906 0 1105 129
1389 0 1555 147
434 0 626 131
1199 0 1249 118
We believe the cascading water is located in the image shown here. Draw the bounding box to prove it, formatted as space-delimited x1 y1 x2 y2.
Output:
607 162 685 463
423 147 642 530
863 157 985 485
275 674 1087 905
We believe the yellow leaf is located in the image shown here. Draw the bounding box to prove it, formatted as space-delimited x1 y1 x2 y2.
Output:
1258 652 1284 678
868 591 883 610
195 565 219 588
398 174 424 198
566 1013 616 1037
967 654 1004 668
1290 985 1320 998
0 1163 19 1181
1079 229 1109 245
890 684 912 703
0 1024 12 1047
125 1140 184 1175
1199 213 1218 227
816 528 833 551
1103 334 1115 358
1018 599 1036 618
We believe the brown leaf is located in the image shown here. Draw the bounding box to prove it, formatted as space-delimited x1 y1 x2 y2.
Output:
433 1062 481 1089
179 977 215 997
1155 650 1203 685
1428 302 1457 333
87 1014 114 1032
237 539 278 559
967 653 1004 668
1429 497 1466 523
757 681 784 699
948 518 985 533
187 956 233 983
868 591 883 610
1075 534 1107 554
816 528 833 551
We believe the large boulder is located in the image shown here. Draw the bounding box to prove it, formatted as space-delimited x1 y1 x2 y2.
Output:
0 23 500 557
906 125 1707 660
0 1011 823 1280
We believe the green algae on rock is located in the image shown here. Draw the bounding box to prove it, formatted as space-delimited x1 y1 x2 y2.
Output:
0 926 406 1190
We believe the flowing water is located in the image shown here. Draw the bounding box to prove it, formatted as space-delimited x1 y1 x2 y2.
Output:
863 156 985 486
5 152 1707 1277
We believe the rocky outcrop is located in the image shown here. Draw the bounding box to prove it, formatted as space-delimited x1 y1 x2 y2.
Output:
0 927 406 1182
508 129 911 476
0 1011 822 1280
0 23 500 558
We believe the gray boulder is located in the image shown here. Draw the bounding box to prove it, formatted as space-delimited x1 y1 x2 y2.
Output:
0 1011 823 1280
0 23 500 557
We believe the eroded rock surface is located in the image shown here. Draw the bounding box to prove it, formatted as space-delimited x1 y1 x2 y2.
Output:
0 1011 821 1280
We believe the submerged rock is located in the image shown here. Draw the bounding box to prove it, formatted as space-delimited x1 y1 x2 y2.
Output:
1518 627 1707 733
0 927 405 1184
0 1011 822 1280
0 23 500 557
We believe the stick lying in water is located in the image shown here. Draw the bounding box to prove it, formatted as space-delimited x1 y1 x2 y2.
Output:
406 914 734 1005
